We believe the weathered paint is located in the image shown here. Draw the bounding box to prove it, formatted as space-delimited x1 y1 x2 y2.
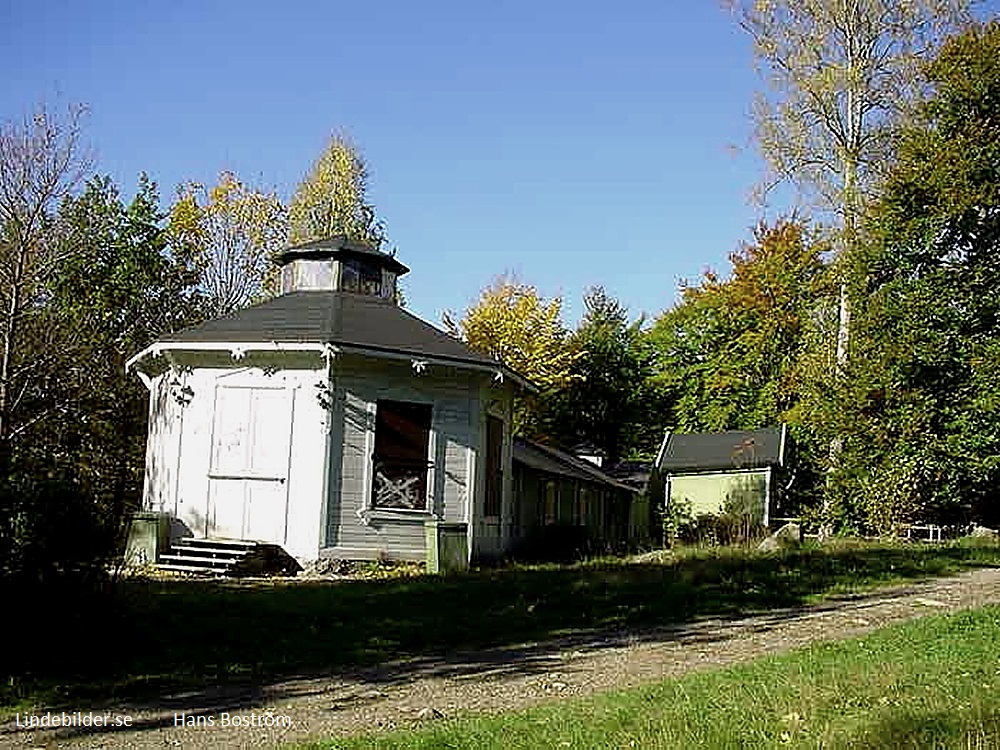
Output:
138 348 515 564
470 381 515 561
141 358 329 560
320 357 511 562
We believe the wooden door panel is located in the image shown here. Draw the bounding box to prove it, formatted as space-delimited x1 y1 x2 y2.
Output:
245 479 288 543
207 479 247 539
206 382 294 543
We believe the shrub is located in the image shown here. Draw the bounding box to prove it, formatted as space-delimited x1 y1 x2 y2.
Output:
0 467 117 593
676 512 768 547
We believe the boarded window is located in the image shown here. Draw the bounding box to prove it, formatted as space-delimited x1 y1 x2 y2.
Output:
372 400 432 510
484 415 503 518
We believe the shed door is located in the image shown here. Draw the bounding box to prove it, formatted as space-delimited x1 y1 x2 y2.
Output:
207 385 293 542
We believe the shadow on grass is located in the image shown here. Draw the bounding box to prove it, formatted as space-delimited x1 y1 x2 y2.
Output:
4 540 999 714
847 708 1000 749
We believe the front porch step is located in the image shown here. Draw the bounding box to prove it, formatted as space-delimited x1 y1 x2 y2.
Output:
156 538 302 577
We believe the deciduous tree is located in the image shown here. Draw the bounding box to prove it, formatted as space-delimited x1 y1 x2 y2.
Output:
288 134 385 247
729 0 972 222
648 219 828 433
169 171 286 314
446 276 578 434
0 102 92 460
839 21 1000 531
727 0 973 525
2 172 203 588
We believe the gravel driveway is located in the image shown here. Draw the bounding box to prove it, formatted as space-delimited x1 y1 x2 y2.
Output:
5 566 1000 750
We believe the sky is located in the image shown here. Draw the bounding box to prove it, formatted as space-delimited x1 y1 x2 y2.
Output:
3 1 980 329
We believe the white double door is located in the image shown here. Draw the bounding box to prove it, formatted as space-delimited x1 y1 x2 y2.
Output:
206 383 294 543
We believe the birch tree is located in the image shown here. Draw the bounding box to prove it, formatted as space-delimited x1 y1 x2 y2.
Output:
0 103 92 460
288 134 386 247
728 0 973 365
728 0 974 527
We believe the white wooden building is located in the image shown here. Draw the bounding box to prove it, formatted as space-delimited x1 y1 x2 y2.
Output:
127 237 527 565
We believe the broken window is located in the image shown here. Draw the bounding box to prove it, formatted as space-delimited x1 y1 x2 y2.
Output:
372 400 432 510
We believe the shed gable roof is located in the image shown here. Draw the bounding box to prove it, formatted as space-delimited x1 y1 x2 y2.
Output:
656 426 787 473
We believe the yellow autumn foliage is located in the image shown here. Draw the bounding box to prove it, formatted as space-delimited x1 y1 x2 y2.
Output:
288 133 384 247
168 171 286 314
448 276 579 391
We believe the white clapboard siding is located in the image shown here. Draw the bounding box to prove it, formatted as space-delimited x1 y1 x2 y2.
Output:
141 352 512 564
142 374 185 514
148 365 325 560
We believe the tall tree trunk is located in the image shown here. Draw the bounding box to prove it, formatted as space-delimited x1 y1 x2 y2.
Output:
0 250 25 469
822 155 861 535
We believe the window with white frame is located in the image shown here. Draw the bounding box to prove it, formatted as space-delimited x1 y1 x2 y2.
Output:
371 400 432 510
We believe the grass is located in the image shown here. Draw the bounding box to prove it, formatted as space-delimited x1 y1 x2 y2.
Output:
304 604 1000 749
4 538 1000 716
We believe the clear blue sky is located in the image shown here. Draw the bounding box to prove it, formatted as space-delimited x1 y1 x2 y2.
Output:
5 1 988 328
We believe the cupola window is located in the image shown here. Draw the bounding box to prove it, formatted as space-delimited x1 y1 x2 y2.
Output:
341 258 383 296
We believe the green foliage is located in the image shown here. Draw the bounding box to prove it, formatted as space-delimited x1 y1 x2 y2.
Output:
647 219 829 434
539 287 662 461
729 0 976 531
675 507 768 548
660 489 691 546
43 175 201 502
0 173 203 592
834 22 1000 531
288 133 385 247
0 469 114 588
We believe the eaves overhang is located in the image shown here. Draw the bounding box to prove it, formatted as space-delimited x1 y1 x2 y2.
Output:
125 340 534 392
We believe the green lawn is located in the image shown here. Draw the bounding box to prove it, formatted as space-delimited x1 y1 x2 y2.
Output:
5 539 1000 715
305 604 1000 749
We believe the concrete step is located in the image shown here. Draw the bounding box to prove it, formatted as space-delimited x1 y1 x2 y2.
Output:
172 538 257 551
165 546 247 561
158 553 238 567
156 563 233 575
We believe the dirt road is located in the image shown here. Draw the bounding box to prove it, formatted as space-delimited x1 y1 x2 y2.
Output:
5 566 1000 749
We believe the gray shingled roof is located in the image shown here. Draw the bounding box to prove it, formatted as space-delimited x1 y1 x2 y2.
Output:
513 437 636 493
657 427 786 473
159 291 500 369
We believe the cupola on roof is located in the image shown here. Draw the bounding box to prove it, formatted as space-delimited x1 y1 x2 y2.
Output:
278 235 409 301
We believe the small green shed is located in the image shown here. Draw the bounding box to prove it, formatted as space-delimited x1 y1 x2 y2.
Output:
655 426 789 527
